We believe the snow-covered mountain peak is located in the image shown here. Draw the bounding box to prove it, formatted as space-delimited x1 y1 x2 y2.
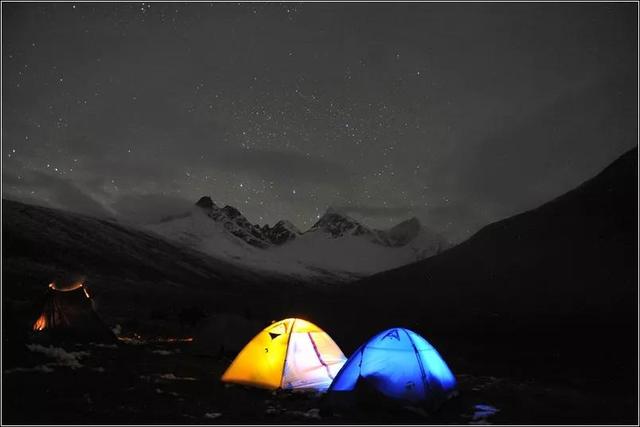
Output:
221 205 243 219
148 197 449 282
310 209 374 239
261 220 301 245
274 219 299 232
195 196 217 210
189 196 272 249
386 217 422 246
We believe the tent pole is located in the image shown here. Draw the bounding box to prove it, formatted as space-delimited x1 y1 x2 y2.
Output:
279 318 296 389
402 329 430 399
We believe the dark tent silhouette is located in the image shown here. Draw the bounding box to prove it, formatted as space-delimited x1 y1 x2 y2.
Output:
32 277 116 343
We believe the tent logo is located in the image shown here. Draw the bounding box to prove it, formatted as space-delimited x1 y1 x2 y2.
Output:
381 329 400 341
267 322 287 340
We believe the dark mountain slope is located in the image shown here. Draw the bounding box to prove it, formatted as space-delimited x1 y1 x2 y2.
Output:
303 147 638 391
2 199 297 340
2 198 283 288
346 147 637 329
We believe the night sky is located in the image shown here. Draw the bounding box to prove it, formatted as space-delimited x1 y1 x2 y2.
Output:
2 3 637 242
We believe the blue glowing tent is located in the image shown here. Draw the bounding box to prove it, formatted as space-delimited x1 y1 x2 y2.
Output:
328 327 457 403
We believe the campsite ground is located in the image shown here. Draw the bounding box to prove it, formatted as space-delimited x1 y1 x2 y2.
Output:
2 265 638 425
3 337 637 425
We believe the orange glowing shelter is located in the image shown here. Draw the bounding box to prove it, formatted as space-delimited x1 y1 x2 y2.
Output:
32 278 116 342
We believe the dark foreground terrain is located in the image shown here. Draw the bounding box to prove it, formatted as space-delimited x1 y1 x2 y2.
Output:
3 336 636 425
3 149 638 424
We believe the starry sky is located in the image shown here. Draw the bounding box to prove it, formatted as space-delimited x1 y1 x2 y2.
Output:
2 2 637 242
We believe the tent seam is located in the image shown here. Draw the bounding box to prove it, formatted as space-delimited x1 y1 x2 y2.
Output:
402 328 430 399
307 332 334 380
280 318 296 389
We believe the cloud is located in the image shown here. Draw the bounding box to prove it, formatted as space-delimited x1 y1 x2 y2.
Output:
215 148 353 187
329 203 488 243
2 167 192 225
331 204 414 218
423 202 490 243
430 75 638 220
109 193 194 224
2 168 111 218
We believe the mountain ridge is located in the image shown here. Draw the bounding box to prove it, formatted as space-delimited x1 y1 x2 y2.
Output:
147 198 449 281
189 197 439 248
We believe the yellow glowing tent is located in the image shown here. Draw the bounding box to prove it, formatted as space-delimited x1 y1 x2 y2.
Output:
221 318 347 391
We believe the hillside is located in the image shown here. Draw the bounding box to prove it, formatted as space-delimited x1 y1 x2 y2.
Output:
346 147 637 328
312 147 638 391
2 199 298 339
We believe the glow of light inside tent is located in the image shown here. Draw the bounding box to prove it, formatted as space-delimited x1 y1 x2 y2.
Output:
33 314 47 331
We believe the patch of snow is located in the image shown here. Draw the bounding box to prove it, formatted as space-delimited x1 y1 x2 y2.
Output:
265 406 278 415
303 408 321 419
152 349 179 355
4 365 54 374
470 404 500 424
155 386 180 397
26 344 89 369
90 342 118 349
112 324 122 336
288 408 321 419
204 412 222 419
158 373 197 381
